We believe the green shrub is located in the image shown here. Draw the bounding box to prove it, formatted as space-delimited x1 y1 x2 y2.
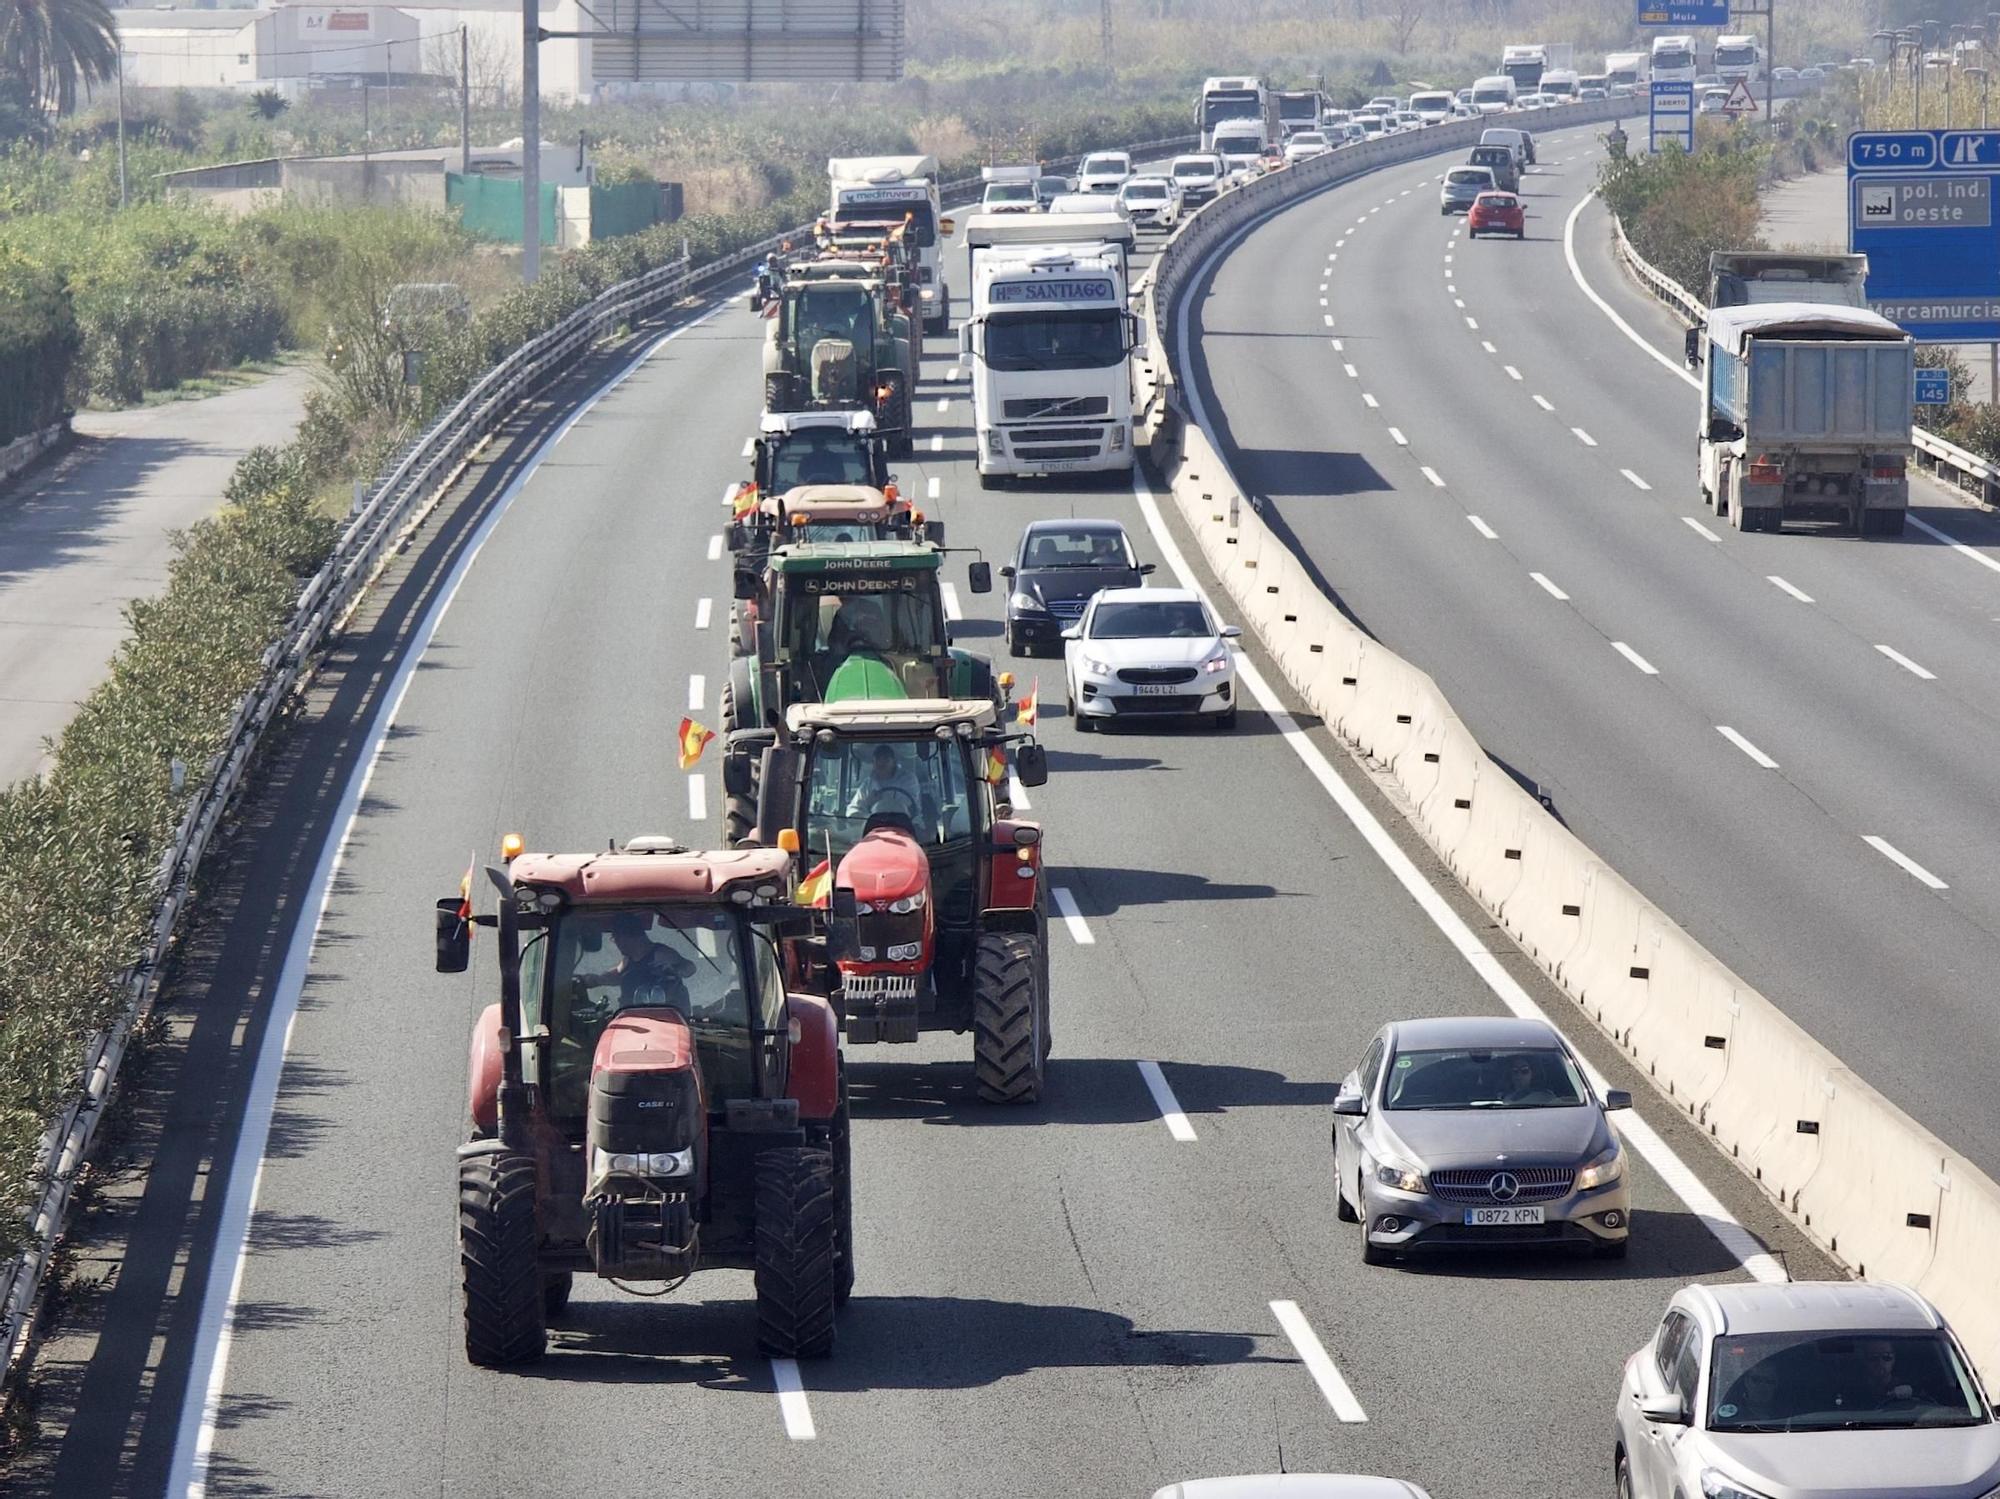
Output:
0 250 76 444
1600 125 1768 294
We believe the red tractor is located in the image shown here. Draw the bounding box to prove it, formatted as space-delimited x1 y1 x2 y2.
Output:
434 836 850 1365
728 698 1054 1103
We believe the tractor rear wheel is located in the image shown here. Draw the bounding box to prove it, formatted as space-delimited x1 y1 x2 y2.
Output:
458 1146 547 1366
973 931 1046 1104
754 1146 839 1357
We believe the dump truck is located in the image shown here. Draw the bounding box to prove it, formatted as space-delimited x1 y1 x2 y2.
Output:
1683 251 1872 367
1697 303 1915 534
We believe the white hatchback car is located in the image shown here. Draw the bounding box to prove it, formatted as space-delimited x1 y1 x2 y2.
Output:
1118 174 1182 227
1076 150 1133 195
1614 1281 2000 1499
1062 587 1239 729
1282 130 1332 163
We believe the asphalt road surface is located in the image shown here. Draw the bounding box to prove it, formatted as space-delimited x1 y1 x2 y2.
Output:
20 148 1831 1499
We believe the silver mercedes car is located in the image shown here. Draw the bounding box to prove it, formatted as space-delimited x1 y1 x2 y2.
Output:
1330 1015 1633 1262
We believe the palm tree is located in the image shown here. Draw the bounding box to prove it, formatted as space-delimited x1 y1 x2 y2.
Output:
0 0 120 122
248 86 289 120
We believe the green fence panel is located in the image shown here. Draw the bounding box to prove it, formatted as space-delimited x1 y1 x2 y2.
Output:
588 182 662 241
448 173 558 245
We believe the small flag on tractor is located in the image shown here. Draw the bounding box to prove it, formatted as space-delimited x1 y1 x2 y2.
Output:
456 851 477 922
1016 678 1039 731
730 481 759 517
677 717 715 770
985 746 1007 785
797 858 832 908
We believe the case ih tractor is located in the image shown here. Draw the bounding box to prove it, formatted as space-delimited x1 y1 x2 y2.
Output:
762 262 916 457
434 837 850 1365
728 698 1055 1103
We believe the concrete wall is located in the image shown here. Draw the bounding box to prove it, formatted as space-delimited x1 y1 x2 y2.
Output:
283 157 447 209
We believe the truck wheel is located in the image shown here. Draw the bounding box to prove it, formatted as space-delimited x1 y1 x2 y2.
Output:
972 931 1046 1104
459 1147 547 1367
754 1146 839 1357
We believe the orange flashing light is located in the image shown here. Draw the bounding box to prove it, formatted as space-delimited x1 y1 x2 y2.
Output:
500 832 524 861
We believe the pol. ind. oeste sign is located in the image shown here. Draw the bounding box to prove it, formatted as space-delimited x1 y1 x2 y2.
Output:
1638 0 1727 25
988 279 1116 303
1849 130 2000 340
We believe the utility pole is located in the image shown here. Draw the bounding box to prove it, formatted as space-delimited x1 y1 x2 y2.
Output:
459 26 471 177
523 0 542 282
115 44 127 209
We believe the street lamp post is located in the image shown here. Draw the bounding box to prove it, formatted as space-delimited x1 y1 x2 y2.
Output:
1968 64 1991 127
1874 30 1900 119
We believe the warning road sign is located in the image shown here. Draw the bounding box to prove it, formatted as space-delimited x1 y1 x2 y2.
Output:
1722 78 1760 116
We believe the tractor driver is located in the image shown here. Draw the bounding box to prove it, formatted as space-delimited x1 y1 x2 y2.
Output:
576 911 695 1016
846 743 924 824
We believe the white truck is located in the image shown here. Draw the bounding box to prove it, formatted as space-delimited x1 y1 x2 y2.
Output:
1501 44 1548 91
1713 34 1765 85
829 154 953 337
1211 120 1267 179
1539 68 1581 100
1649 35 1699 86
1471 74 1519 114
959 211 1139 487
980 164 1040 215
1604 50 1648 94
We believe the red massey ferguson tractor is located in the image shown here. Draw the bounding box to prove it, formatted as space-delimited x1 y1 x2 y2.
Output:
433 837 850 1365
727 698 1054 1103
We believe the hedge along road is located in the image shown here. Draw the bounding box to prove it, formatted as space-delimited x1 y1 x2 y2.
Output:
20 181 1827 1499
1182 117 2000 1183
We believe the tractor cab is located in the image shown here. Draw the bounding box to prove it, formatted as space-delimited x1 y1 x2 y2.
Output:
731 699 1054 1102
727 412 941 565
433 837 850 1365
763 268 914 455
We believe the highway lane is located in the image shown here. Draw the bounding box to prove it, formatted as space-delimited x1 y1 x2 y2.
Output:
24 176 1829 1499
1185 122 2000 1177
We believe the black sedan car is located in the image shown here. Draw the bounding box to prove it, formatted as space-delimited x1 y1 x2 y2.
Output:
1000 518 1152 657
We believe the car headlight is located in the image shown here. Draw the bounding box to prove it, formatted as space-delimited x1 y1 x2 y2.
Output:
887 891 926 914
1374 1161 1426 1193
920 287 936 301
1082 656 1111 676
1202 648 1231 675
1575 1143 1626 1191
1010 591 1046 613
1700 1472 1774 1499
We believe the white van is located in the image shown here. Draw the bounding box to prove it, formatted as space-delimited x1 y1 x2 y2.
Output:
1470 75 1518 113
1409 90 1455 124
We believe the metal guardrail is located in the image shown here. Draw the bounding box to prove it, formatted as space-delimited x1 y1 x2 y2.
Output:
1609 214 2000 508
0 130 1198 1400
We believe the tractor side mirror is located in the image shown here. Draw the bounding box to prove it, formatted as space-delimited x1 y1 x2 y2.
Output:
830 886 858 919
939 216 956 236
1013 741 1049 788
925 519 946 544
722 750 754 798
726 522 746 553
825 886 860 961
754 746 802 847
1684 324 1702 367
435 899 470 973
967 561 993 594
1138 562 1155 575
733 568 759 601
999 564 1016 579
958 322 973 359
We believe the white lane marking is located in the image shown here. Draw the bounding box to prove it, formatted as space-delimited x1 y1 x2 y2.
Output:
1532 394 1554 411
1504 365 1522 381
1571 426 1597 446
742 436 756 458
1682 516 1722 542
773 1359 817 1440
1612 641 1659 675
1152 274 1789 1283
931 434 944 452
1343 363 1358 378
1324 313 1335 327
1453 298 1466 309
1387 427 1408 446
1621 469 1653 491
1420 466 1446 488
165 298 741 1497
1716 726 1779 768
1564 192 1702 391
695 597 713 629
1136 1061 1198 1142
687 675 706 711
1362 393 1380 409
1863 835 1949 890
1766 575 1815 604
1052 886 1095 944
926 475 941 501
946 365 960 382
1444 253 1454 264
707 533 723 561
935 396 950 413
1270 1301 1368 1423
1319 297 1329 307
1875 644 1936 680
1467 515 1498 539
1330 339 1344 351
940 581 963 620
1447 284 1458 295
1529 571 1569 600
1319 282 1328 291
1906 513 2000 577
1006 772 1032 810
1480 340 1497 354
1465 316 1479 330
688 772 708 822
721 483 740 508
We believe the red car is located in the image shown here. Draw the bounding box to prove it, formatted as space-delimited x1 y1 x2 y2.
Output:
1468 190 1525 239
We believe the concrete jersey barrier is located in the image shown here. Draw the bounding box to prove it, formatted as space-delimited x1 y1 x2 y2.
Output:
1139 102 2000 1383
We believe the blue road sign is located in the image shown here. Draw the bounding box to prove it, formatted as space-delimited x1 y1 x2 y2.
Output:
1649 81 1694 154
1638 0 1727 23
1849 130 2000 340
1916 370 1953 404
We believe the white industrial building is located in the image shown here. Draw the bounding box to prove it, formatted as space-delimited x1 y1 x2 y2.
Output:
111 1 595 101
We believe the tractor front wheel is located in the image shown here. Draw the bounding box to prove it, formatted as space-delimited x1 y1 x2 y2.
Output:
754 1146 840 1357
458 1146 547 1367
973 931 1047 1104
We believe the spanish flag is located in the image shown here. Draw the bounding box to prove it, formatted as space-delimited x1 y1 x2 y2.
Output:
677 717 715 770
797 858 832 908
730 481 759 517
456 851 477 922
985 746 1007 785
1016 678 1039 731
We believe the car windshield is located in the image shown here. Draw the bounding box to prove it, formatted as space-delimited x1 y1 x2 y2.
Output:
1479 195 1518 209
536 906 755 1118
1449 171 1489 185
983 308 1124 373
780 571 945 682
1708 1331 1990 1433
985 183 1033 202
1173 163 1215 179
1089 599 1210 639
1383 1046 1588 1110
803 735 976 862
1292 134 1326 146
1081 155 1127 176
796 520 885 544
1022 529 1130 569
1125 184 1168 200
769 430 874 489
